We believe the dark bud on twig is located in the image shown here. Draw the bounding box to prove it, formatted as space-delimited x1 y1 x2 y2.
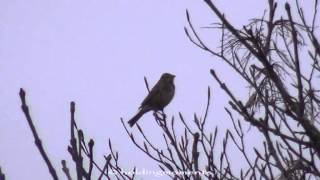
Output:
163 162 174 171
186 9 190 21
78 130 84 140
194 132 200 139
61 160 67 166
61 160 72 180
70 101 75 113
19 88 26 105
285 2 290 11
67 146 73 155
88 139 94 148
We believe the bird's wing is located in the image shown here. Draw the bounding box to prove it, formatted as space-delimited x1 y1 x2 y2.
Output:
140 81 161 108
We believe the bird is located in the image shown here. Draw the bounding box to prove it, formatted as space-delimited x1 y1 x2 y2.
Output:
128 73 175 127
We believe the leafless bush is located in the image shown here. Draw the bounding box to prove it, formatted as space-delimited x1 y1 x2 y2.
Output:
18 88 135 180
183 0 319 179
122 0 320 179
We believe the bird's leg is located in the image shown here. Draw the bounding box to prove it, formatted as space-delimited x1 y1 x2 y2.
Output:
153 110 166 126
153 111 159 118
160 110 167 120
155 110 166 120
153 111 162 126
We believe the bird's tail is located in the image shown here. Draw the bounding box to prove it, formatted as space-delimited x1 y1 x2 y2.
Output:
128 107 150 127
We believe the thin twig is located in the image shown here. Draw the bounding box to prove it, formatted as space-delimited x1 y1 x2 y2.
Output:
19 88 59 180
61 160 72 180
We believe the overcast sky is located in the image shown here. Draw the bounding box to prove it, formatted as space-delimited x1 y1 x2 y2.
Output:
0 0 306 179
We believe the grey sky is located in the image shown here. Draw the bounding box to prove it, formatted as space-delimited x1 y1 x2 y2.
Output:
0 0 300 179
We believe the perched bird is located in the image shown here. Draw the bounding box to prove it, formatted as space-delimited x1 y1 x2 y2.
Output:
128 73 175 127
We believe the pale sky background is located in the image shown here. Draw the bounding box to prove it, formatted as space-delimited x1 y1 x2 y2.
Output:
0 0 314 179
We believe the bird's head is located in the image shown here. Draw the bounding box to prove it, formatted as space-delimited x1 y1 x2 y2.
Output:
161 73 175 83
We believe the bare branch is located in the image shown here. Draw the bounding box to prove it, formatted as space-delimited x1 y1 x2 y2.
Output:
19 88 59 180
